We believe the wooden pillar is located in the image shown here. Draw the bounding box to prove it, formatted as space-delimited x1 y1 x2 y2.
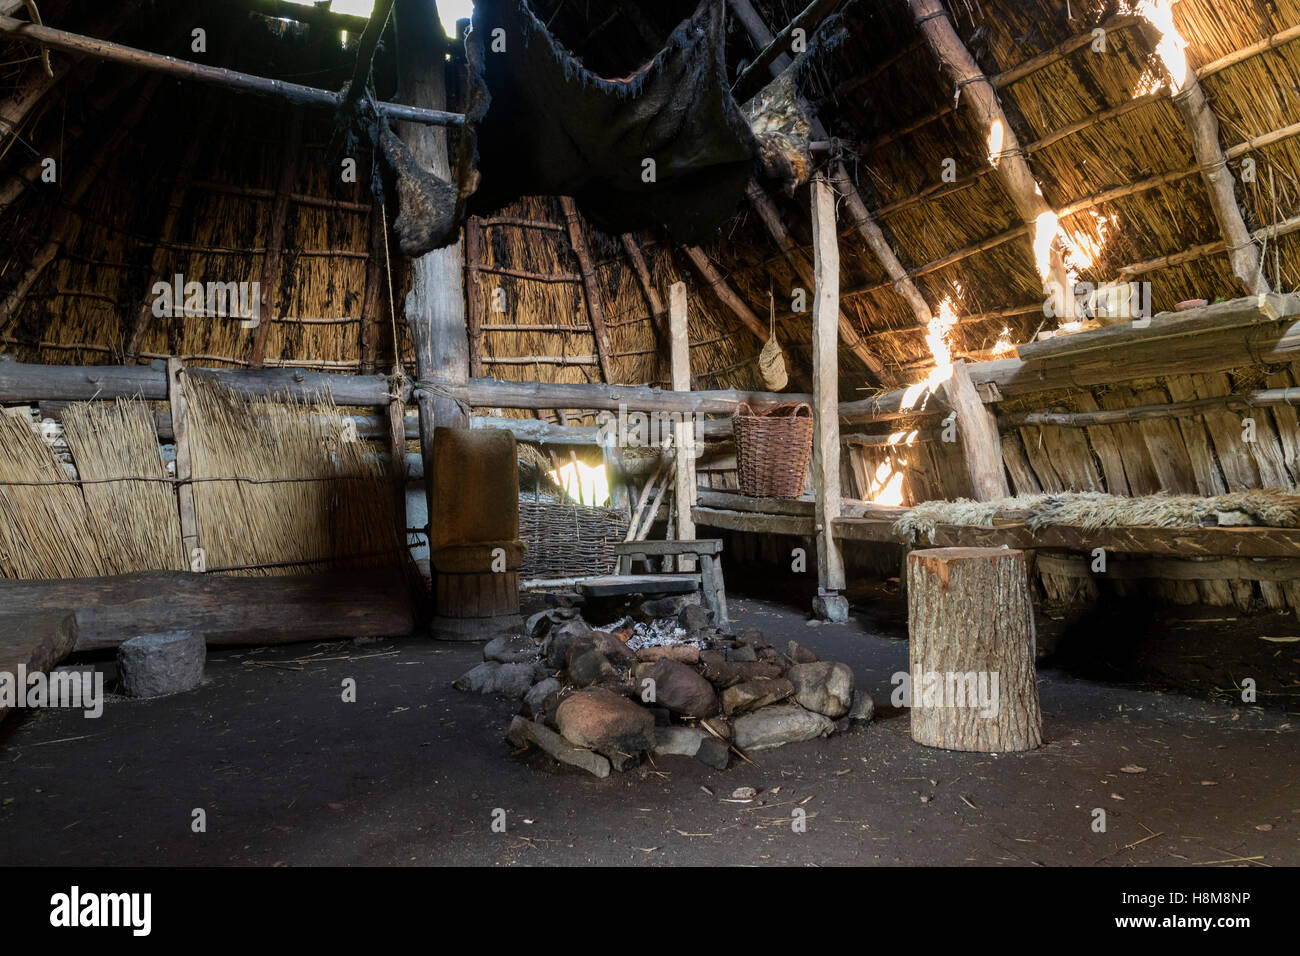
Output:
561 196 613 382
395 0 471 584
668 281 696 572
908 0 1074 320
250 108 304 367
942 359 1009 500
167 358 201 572
463 215 485 378
359 206 388 375
809 174 847 621
907 547 1042 752
386 375 408 555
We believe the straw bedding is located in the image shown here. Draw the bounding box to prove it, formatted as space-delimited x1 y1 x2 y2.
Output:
893 489 1300 542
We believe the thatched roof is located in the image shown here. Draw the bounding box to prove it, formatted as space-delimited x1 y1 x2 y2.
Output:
1 0 1298 409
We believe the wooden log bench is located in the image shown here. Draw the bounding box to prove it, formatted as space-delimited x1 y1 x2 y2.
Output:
577 539 729 627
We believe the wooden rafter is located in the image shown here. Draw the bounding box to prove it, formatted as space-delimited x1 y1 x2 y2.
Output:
620 233 669 342
907 0 1075 320
560 196 614 382
249 108 304 367
728 0 923 378
461 215 486 378
746 179 896 384
124 104 214 361
0 79 160 334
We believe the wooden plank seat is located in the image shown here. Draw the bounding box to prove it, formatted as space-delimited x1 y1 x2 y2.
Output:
574 539 729 626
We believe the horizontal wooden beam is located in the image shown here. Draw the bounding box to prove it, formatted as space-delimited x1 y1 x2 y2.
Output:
418 376 805 415
0 15 463 127
1000 387 1300 428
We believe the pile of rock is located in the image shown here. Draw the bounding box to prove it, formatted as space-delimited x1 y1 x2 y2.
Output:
453 596 873 778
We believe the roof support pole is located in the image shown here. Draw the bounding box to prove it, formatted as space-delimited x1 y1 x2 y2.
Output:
907 0 1075 321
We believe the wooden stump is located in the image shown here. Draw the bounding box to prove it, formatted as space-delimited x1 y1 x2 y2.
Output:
906 547 1042 752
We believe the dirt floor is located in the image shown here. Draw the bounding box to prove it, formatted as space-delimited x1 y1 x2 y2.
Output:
0 586 1296 867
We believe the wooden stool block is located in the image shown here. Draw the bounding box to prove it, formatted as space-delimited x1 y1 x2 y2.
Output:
906 547 1042 752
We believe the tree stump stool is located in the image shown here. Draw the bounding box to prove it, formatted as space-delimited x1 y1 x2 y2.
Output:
906 547 1042 752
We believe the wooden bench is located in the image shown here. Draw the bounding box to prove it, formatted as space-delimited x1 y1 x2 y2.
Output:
577 539 728 626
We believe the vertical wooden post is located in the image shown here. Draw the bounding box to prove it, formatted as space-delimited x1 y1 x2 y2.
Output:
395 0 472 593
387 376 408 550
359 206 387 375
810 174 847 621
464 215 486 378
942 359 1010 500
167 358 201 572
250 107 304 367
561 196 613 382
669 281 696 572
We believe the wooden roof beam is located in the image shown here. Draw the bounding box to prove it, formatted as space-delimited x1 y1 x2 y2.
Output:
0 14 463 127
1139 3 1269 296
908 0 1075 321
729 0 904 382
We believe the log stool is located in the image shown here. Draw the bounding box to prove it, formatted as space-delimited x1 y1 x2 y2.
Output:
429 427 527 641
906 547 1042 752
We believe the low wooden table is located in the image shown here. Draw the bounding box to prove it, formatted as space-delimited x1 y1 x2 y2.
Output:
576 539 729 626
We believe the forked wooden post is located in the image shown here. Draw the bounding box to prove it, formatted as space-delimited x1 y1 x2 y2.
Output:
809 173 847 621
669 281 696 571
907 548 1042 752
942 359 1010 500
166 358 202 572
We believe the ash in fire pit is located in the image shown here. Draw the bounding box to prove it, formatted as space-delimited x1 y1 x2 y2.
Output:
453 597 874 777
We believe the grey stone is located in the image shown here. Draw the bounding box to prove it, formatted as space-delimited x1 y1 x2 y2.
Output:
640 594 698 620
117 631 205 699
812 593 850 622
523 677 562 717
525 609 557 641
484 633 538 664
632 659 718 717
701 659 784 689
721 677 794 716
786 640 819 664
678 604 714 634
506 716 609 778
653 725 708 757
453 661 535 699
727 644 758 662
695 736 730 770
786 662 855 718
635 644 700 665
556 686 655 753
543 620 591 669
849 689 875 724
732 705 834 751
566 631 634 687
734 628 769 648
599 749 641 772
545 591 584 609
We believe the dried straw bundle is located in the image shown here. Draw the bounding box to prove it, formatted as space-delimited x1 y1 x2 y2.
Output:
183 373 401 575
61 398 186 575
0 414 105 579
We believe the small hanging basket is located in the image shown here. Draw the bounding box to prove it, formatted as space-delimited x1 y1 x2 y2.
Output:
732 402 814 499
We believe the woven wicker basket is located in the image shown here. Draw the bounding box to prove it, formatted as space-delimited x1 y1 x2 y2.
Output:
732 402 814 499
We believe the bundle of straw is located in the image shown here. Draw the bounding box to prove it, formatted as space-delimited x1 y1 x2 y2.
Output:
0 414 106 579
62 399 186 574
183 373 400 575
